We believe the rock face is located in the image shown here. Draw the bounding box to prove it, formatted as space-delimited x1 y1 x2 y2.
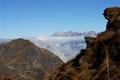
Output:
45 7 120 80
0 38 63 80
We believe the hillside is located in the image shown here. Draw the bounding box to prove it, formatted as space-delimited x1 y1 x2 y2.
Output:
45 7 120 80
0 38 63 80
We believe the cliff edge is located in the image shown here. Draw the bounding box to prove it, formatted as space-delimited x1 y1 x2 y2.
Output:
45 7 120 80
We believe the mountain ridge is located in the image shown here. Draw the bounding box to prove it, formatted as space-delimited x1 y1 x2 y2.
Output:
0 38 63 80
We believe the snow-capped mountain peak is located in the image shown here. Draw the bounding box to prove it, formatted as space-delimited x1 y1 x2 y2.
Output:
51 31 97 37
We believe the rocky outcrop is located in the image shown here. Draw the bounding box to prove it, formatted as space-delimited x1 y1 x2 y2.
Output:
0 38 63 80
45 7 120 80
104 7 120 31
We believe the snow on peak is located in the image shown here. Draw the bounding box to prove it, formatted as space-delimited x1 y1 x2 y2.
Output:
51 31 97 37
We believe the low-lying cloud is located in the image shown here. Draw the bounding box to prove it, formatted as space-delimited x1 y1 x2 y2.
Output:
29 36 86 62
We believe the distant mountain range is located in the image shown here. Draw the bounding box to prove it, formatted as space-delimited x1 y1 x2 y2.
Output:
51 31 97 37
0 39 11 44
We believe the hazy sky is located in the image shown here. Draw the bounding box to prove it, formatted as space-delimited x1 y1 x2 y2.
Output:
0 0 120 38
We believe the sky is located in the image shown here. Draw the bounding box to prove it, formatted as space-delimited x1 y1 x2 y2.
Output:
0 0 120 38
